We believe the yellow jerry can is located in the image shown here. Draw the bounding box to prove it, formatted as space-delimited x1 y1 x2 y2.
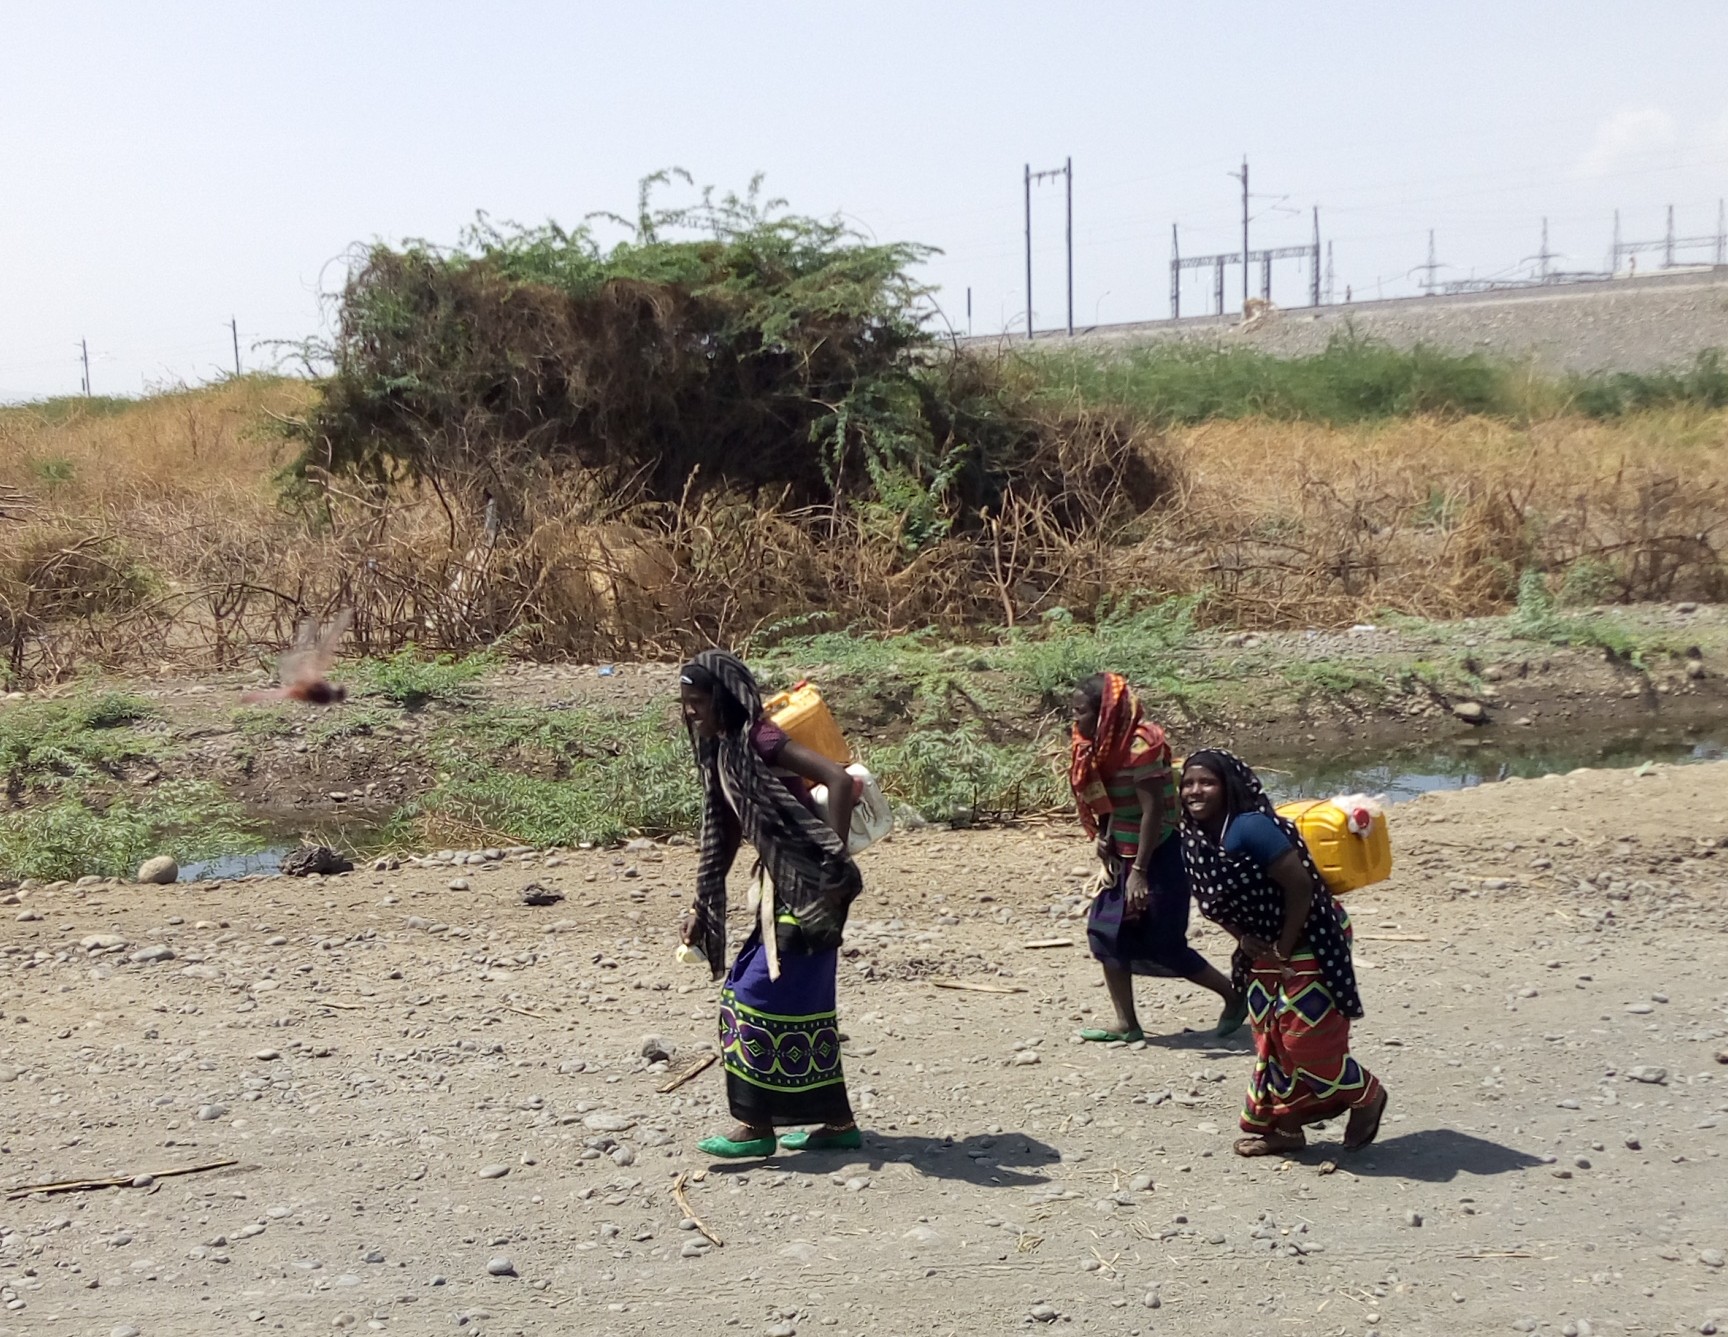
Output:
1274 796 1393 895
763 680 852 765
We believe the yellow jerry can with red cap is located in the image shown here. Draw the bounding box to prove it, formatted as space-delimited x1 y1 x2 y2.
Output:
1274 795 1393 895
763 680 852 765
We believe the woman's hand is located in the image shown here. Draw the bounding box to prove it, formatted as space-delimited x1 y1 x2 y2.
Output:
1124 864 1151 919
679 907 699 947
1095 832 1116 868
1238 934 1279 961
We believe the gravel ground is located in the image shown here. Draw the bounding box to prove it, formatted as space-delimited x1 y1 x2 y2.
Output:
972 269 1728 374
1 761 1726 1336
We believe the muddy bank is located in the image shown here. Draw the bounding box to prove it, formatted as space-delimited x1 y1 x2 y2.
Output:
114 605 1728 811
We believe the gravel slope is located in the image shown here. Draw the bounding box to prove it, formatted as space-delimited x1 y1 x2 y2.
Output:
972 269 1728 374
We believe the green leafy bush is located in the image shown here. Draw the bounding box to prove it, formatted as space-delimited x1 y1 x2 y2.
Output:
289 174 941 506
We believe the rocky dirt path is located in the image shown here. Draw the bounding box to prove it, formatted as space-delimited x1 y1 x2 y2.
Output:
1 762 1725 1336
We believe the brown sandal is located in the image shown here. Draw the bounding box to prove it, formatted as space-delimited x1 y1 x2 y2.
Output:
1233 1130 1306 1158
1343 1089 1388 1150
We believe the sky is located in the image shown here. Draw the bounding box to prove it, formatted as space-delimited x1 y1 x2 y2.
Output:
2 0 1726 402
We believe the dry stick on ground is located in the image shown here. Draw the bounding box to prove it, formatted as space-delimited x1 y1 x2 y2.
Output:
658 1052 718 1094
1022 938 1073 950
670 1171 724 1247
931 979 1029 995
1353 933 1431 943
7 1159 240 1200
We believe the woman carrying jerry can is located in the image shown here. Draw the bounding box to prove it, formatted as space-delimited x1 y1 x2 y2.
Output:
1178 750 1389 1158
675 656 889 1160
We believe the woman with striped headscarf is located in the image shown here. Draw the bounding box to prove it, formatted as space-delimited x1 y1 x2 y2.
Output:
1070 674 1246 1044
1179 749 1388 1157
677 650 865 1158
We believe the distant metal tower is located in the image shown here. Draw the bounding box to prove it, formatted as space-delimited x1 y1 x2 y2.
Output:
1420 230 1440 293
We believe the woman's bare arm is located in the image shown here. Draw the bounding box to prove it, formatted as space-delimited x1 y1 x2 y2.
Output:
776 738 856 842
1264 848 1317 959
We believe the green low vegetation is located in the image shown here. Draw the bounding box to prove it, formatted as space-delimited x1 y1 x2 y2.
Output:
1566 349 1728 418
381 695 1072 845
1029 338 1507 425
387 704 701 848
751 596 1212 738
0 691 160 796
0 690 260 881
869 727 1064 826
350 644 499 709
1027 339 1728 426
0 780 258 882
1509 569 1669 665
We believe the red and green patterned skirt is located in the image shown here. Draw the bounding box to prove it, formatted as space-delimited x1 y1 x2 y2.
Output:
1239 943 1381 1134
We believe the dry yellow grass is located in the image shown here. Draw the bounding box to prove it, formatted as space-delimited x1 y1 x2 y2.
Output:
1 380 1724 685
0 377 314 504
1130 409 1728 623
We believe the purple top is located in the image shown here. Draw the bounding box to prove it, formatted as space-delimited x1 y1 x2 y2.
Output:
750 719 819 813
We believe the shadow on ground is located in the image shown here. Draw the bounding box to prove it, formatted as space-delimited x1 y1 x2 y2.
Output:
1336 1128 1546 1182
706 1131 1061 1188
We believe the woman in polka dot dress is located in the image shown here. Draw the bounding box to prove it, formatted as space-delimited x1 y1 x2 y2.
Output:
1179 750 1388 1158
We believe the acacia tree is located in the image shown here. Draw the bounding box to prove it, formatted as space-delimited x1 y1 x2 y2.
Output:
288 173 950 509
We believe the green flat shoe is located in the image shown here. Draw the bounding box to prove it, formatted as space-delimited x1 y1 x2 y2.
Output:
1079 1027 1144 1043
696 1134 777 1159
779 1127 863 1151
1215 997 1250 1039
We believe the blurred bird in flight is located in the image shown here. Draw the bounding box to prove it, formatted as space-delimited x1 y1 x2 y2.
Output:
241 610 351 705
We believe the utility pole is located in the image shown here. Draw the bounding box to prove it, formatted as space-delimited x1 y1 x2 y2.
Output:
1311 206 1321 307
1023 164 1032 340
1422 229 1438 293
231 317 241 376
1171 223 1181 320
1612 209 1621 274
1232 157 1250 311
80 338 90 397
965 287 972 337
1064 156 1073 336
1665 205 1675 269
1717 199 1725 267
1538 218 1551 281
1023 158 1074 339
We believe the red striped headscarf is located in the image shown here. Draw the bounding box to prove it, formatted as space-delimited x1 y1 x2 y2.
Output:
1069 672 1169 838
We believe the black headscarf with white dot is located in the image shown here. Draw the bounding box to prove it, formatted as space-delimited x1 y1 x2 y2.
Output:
1179 749 1363 1018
